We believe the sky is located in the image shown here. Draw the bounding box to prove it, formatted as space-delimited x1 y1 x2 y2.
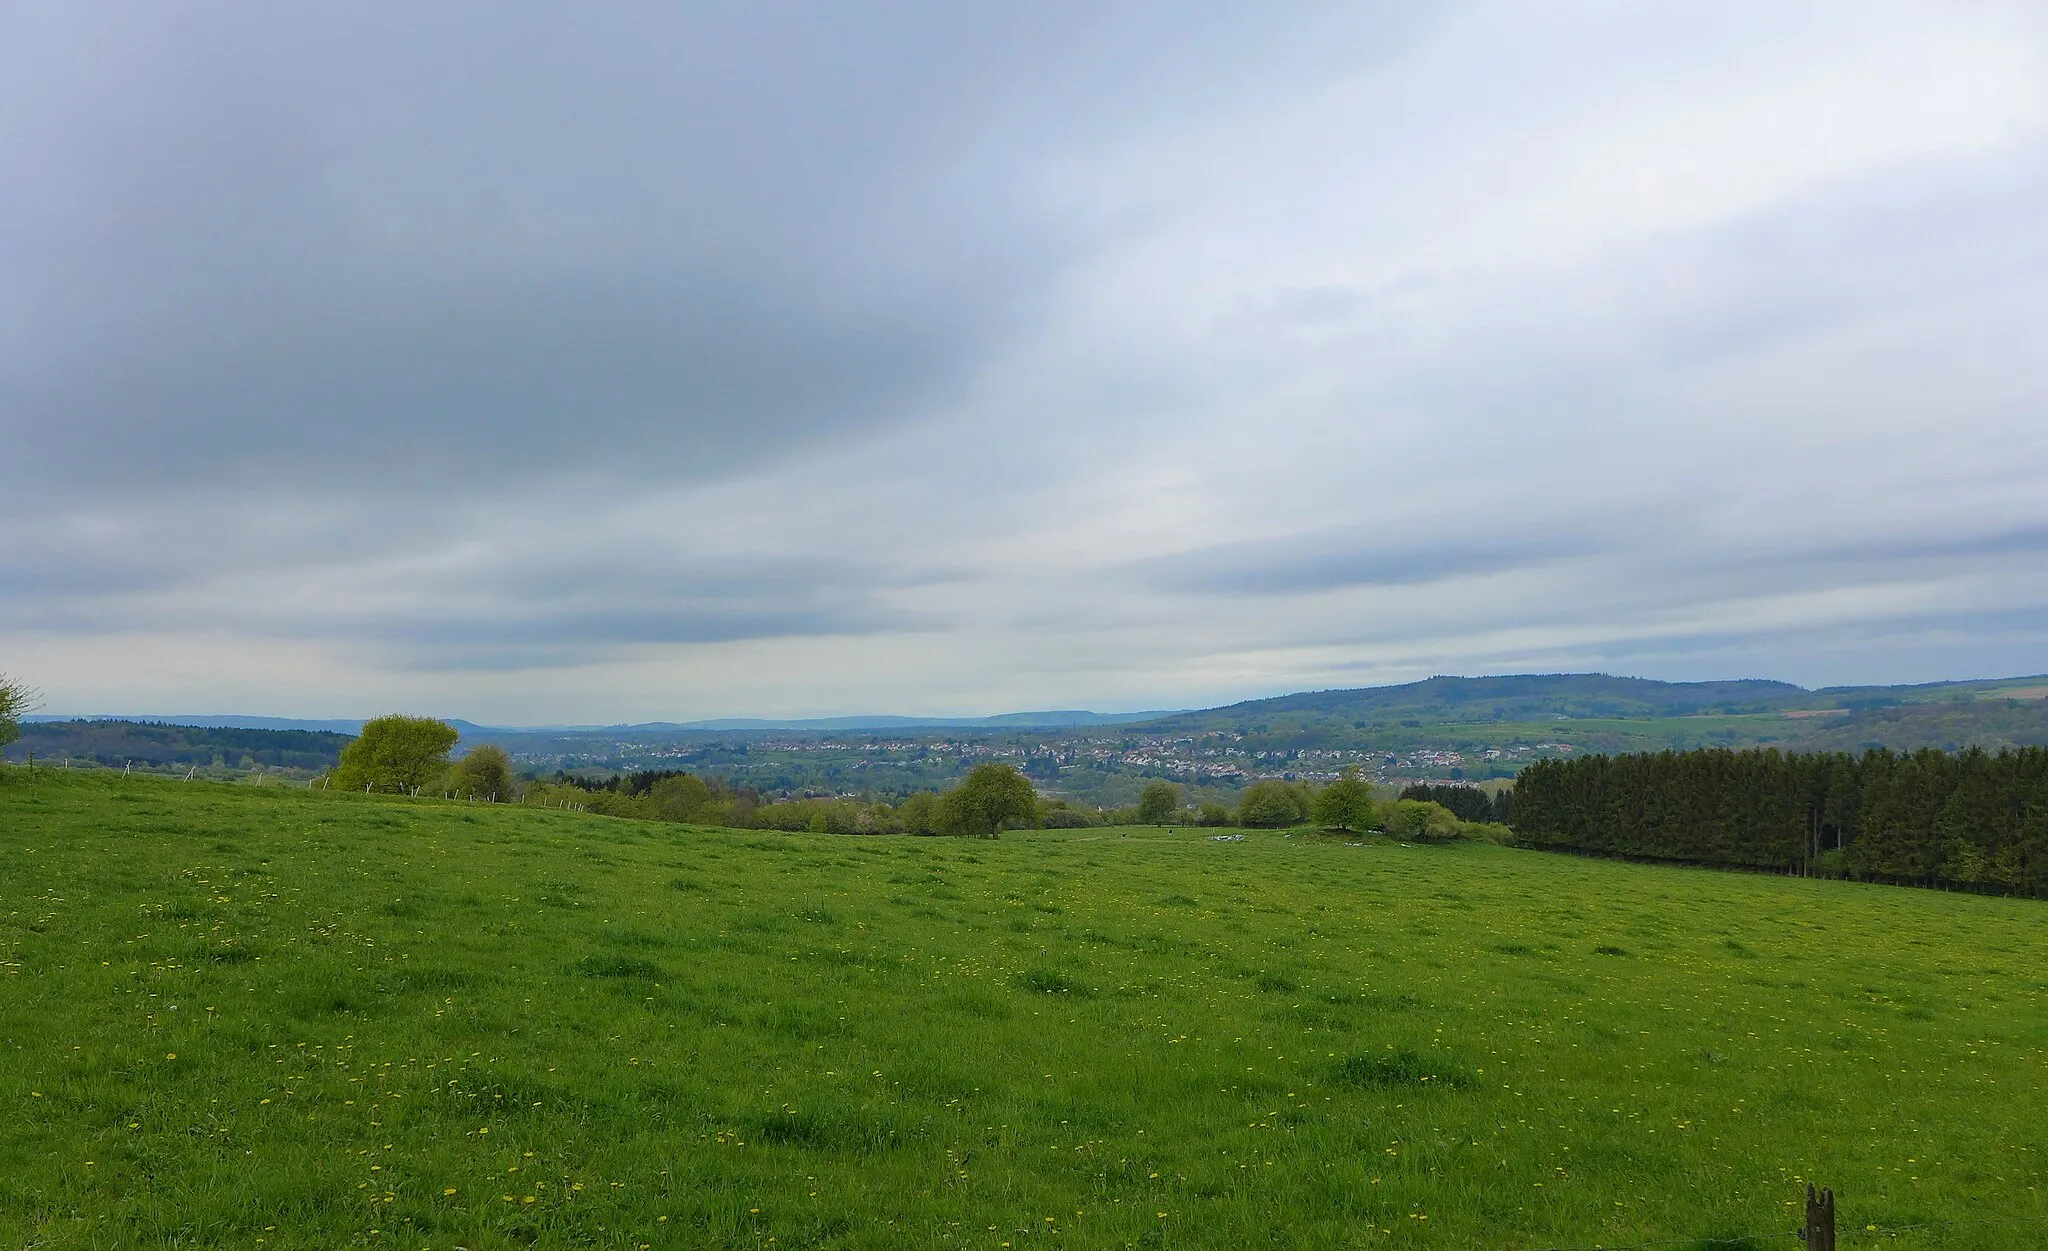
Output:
4 1 2048 723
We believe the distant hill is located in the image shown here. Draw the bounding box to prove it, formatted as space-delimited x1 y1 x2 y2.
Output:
25 710 1173 736
1781 697 2048 753
21 675 2048 781
23 714 505 737
8 719 351 771
1142 673 1815 733
26 713 373 734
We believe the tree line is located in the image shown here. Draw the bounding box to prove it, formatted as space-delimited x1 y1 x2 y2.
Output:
5 718 349 771
1510 746 2048 896
536 763 1037 838
320 715 1512 842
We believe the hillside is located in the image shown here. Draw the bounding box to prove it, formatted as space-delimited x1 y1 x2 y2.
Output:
6 719 349 773
1780 697 2048 753
4 770 2046 1247
1145 673 1815 732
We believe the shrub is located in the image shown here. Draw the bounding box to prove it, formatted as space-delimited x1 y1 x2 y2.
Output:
1039 805 1097 829
447 743 514 800
898 791 943 835
1384 799 1462 842
1238 779 1307 828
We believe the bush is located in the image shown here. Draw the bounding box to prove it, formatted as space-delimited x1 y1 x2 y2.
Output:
1238 779 1307 828
1461 820 1516 845
899 791 943 835
1384 799 1462 843
447 744 514 800
1039 805 1097 829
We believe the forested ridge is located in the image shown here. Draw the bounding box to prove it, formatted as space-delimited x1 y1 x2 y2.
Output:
1512 746 2048 896
7 719 349 771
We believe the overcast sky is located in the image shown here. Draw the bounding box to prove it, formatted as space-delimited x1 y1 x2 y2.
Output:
5 1 2047 722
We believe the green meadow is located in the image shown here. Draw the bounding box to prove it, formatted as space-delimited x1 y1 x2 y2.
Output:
4 771 2046 1249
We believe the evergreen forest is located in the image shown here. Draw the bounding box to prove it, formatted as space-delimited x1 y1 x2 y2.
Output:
1511 745 2048 895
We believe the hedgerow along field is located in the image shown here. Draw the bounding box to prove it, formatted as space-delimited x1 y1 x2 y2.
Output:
4 772 2046 1249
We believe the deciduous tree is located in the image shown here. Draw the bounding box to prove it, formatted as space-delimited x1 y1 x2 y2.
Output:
0 674 36 753
942 763 1037 838
1138 779 1181 825
448 743 514 800
331 715 459 793
1237 779 1307 828
1312 767 1376 831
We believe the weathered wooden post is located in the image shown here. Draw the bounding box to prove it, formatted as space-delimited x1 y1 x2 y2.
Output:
1804 1184 1835 1251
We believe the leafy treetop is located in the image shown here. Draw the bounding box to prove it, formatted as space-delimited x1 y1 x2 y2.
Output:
332 715 459 793
0 674 38 750
942 762 1037 838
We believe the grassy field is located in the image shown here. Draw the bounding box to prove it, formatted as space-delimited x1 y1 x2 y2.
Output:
4 770 2046 1249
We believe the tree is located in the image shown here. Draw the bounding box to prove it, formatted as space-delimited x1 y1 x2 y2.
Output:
1237 779 1307 828
448 743 514 800
646 772 714 822
1312 767 1376 831
0 674 37 753
941 763 1037 838
331 715 458 793
1138 779 1182 825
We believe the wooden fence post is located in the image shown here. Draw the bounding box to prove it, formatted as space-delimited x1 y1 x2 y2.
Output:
1804 1184 1835 1251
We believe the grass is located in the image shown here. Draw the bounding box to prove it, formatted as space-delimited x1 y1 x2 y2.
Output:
3 770 2047 1249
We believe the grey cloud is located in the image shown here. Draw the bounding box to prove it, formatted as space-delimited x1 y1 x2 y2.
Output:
1827 525 2048 564
370 604 942 672
1130 532 1602 597
6 3 2047 712
0 2 1420 506
0 543 948 653
9 270 971 492
1657 525 2048 594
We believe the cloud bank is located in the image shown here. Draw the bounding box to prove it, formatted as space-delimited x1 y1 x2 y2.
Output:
5 1 2047 719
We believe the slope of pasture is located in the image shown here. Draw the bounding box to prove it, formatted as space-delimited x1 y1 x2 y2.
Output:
3 771 2046 1249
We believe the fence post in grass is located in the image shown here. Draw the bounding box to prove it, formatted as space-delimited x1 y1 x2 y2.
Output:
1804 1184 1835 1251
